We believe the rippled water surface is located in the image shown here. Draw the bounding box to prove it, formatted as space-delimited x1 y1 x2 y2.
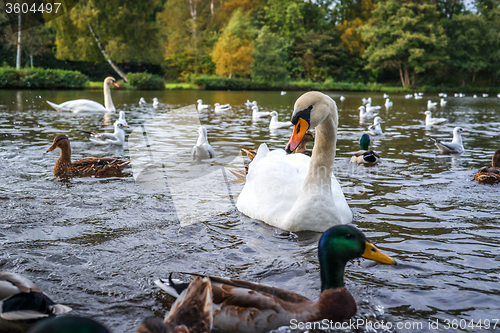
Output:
1 89 499 333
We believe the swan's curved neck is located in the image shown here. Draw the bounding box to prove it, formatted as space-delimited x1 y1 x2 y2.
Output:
306 113 337 183
104 82 115 111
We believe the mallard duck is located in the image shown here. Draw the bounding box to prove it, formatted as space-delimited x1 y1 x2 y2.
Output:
351 134 380 165
423 110 447 126
155 225 395 333
47 134 130 177
474 149 500 184
191 126 215 161
236 92 352 232
429 127 466 154
80 120 129 146
367 116 384 136
46 77 118 113
241 131 314 161
136 276 212 333
269 111 293 130
28 316 109 333
0 271 72 320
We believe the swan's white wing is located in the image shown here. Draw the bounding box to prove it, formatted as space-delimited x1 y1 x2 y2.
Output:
47 99 108 112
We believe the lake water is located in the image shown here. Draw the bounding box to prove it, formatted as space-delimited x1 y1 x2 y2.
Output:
0 89 499 333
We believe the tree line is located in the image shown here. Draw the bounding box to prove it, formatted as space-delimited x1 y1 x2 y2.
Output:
1 0 499 87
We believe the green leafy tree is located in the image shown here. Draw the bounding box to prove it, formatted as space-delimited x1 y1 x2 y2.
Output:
446 13 489 86
359 0 449 87
251 26 289 82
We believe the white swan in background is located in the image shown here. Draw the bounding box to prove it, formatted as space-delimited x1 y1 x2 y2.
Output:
152 98 159 108
358 105 378 119
423 110 447 126
367 116 384 136
244 100 257 108
280 91 287 95
191 126 215 160
427 100 438 108
430 127 466 154
340 96 345 102
83 121 129 146
385 98 393 108
214 103 231 114
197 99 209 111
269 111 293 130
252 105 271 119
139 97 146 105
383 93 389 98
440 98 447 106
236 91 352 232
47 77 118 113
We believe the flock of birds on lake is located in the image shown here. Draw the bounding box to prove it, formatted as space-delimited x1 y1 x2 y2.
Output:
2 76 500 333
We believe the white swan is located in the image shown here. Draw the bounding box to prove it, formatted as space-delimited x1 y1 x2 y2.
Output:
47 77 118 113
429 127 466 154
367 116 384 136
358 105 378 119
269 111 293 130
197 99 209 111
214 103 231 114
385 98 393 108
152 98 159 108
139 97 146 105
440 98 447 106
84 120 129 146
252 105 271 119
427 100 438 108
423 110 447 126
192 126 215 160
236 91 352 232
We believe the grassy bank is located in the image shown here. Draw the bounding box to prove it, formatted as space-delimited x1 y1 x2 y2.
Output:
0 67 88 89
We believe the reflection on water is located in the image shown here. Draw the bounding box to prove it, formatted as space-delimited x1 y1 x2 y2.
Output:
0 89 499 332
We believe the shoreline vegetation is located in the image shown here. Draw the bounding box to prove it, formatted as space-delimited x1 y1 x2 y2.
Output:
2 67 500 94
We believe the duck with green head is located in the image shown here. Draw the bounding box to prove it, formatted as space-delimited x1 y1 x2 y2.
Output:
155 224 395 333
351 134 380 165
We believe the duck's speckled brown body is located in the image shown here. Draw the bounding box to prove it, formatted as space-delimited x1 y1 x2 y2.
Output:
474 149 500 184
47 134 130 177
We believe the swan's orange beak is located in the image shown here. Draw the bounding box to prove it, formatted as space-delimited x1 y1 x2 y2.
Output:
113 82 119 88
286 118 309 154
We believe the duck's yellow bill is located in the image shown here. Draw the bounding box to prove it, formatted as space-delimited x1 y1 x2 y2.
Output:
362 241 396 265
285 118 309 154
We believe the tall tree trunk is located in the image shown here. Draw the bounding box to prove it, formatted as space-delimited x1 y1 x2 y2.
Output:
412 70 417 86
472 70 476 84
16 13 21 70
399 63 405 87
211 0 214 15
404 66 410 87
87 21 128 82
189 0 198 74
30 53 33 68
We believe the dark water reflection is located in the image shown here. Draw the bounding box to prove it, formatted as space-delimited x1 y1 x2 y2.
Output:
0 89 499 332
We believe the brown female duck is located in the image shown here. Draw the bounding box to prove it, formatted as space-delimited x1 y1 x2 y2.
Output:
47 134 130 177
474 149 500 184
